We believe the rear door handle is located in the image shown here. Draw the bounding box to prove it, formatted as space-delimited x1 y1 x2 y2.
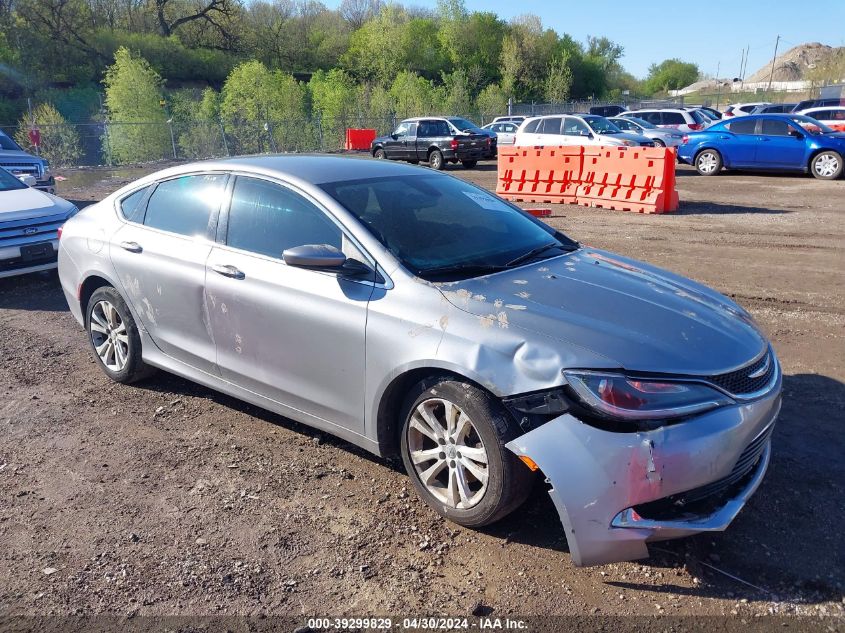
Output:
211 264 245 279
119 241 142 253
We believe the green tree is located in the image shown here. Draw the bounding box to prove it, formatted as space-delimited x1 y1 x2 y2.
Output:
102 47 170 164
442 69 474 116
15 103 82 167
220 60 308 154
173 88 226 159
309 68 360 148
644 59 699 94
389 71 439 117
475 83 508 118
544 52 573 104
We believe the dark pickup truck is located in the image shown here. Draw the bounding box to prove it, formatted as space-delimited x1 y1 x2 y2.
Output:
371 117 496 170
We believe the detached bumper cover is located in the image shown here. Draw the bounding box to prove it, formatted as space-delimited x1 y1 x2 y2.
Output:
506 379 781 567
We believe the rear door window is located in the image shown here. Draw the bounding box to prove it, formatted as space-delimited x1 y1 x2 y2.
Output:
226 177 342 260
727 119 758 135
539 117 563 135
143 174 226 238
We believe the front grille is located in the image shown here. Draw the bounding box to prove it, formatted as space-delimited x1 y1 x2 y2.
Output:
0 162 41 177
633 423 773 521
707 349 775 396
0 213 67 246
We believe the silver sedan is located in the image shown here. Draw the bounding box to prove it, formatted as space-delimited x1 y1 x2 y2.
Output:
58 156 781 566
609 116 685 147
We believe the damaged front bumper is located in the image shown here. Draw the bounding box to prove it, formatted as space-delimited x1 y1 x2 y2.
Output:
505 380 781 567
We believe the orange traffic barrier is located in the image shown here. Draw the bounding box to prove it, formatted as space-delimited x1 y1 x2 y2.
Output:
345 128 377 151
496 145 679 214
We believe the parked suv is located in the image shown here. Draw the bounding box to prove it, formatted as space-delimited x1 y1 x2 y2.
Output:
724 103 771 118
515 114 653 147
371 117 495 170
0 130 55 193
0 166 77 278
621 108 709 132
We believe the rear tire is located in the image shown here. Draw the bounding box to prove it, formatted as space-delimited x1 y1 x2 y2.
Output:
695 149 722 176
810 150 842 180
399 377 534 527
85 286 155 384
652 138 665 148
428 149 444 170
461 160 478 169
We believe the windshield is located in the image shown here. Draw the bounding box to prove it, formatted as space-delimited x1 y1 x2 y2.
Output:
320 174 577 279
583 115 622 134
0 132 23 151
448 117 482 133
788 114 835 135
0 167 28 191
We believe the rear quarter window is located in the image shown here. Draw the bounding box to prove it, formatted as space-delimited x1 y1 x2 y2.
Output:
521 120 540 133
119 186 150 223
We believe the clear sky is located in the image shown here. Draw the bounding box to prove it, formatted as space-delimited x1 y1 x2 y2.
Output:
325 0 845 79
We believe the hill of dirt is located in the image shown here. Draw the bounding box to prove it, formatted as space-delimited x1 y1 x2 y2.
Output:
745 42 845 83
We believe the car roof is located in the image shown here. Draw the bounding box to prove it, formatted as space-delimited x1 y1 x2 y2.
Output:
802 106 845 112
139 155 430 186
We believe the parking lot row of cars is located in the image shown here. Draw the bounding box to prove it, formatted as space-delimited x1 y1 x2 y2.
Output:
371 103 845 179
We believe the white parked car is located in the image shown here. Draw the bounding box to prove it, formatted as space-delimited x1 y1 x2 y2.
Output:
514 114 654 148
0 166 78 278
798 106 845 132
620 108 709 133
481 121 519 145
724 102 771 118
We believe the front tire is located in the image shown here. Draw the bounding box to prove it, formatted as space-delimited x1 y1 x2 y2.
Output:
652 138 665 148
428 149 444 170
810 151 843 180
399 377 533 527
695 149 722 176
373 148 386 159
86 286 154 384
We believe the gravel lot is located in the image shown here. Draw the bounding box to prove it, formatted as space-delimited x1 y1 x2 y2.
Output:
0 159 843 622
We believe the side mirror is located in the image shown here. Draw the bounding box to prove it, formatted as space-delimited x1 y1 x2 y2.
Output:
587 133 594 139
283 244 346 270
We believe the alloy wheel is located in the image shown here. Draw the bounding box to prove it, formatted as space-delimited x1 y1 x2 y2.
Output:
697 152 718 174
814 154 839 178
407 398 489 509
89 300 129 372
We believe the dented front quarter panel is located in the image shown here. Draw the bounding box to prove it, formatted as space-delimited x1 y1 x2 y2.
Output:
505 371 782 567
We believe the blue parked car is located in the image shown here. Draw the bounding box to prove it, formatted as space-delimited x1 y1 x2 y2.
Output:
677 114 845 180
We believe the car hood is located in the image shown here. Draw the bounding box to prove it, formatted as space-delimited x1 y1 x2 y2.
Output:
437 248 766 376
0 187 73 222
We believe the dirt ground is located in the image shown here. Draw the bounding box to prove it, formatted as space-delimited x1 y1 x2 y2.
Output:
0 159 843 625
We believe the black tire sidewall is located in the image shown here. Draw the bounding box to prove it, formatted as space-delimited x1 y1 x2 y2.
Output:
85 286 148 384
399 378 532 527
461 160 478 169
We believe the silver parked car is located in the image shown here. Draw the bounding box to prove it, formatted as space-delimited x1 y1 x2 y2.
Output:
481 121 519 145
609 116 685 147
58 157 781 566
0 166 78 278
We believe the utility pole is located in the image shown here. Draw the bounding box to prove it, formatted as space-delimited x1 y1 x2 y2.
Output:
715 61 722 109
767 35 781 93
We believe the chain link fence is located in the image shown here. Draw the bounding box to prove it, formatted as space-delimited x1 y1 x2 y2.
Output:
2 98 700 168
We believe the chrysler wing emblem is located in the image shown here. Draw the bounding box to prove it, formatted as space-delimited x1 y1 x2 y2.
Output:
747 355 770 379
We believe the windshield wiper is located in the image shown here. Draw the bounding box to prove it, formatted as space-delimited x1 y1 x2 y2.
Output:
506 242 567 267
418 262 510 278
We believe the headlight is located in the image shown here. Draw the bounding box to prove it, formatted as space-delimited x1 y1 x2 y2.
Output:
41 160 51 178
562 371 733 421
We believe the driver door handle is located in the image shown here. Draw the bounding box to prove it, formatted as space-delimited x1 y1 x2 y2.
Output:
211 263 245 279
119 241 142 253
